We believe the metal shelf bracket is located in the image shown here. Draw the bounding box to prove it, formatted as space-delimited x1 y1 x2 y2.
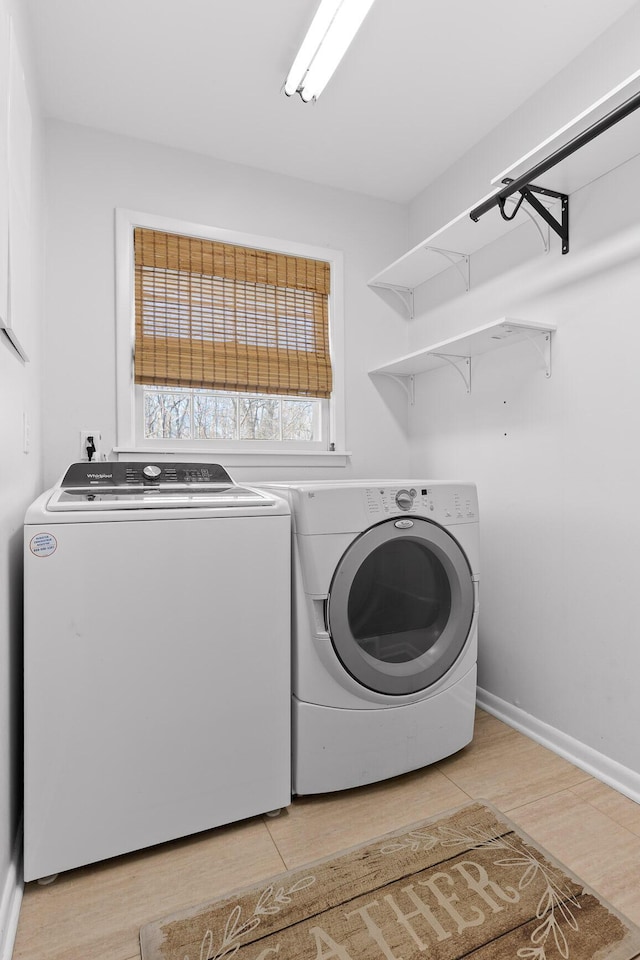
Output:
430 354 472 393
522 330 553 378
375 284 414 319
382 373 416 405
425 246 470 291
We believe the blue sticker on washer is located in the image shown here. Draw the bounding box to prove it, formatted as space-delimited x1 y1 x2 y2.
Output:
30 533 58 557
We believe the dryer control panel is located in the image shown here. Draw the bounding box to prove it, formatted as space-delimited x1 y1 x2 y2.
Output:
364 484 478 524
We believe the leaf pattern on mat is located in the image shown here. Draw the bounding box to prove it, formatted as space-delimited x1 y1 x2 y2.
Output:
379 821 582 960
380 824 512 855
255 875 316 915
493 850 580 960
379 831 440 854
186 874 316 960
221 906 261 949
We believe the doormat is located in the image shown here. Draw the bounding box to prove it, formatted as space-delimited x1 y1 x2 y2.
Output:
140 800 640 960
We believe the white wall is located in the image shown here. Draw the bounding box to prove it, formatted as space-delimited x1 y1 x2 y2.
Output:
405 3 640 795
42 120 410 487
0 0 43 953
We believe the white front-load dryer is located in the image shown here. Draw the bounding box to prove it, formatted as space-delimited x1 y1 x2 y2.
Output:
270 481 479 795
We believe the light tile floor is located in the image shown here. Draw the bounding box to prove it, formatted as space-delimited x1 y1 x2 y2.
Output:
13 709 640 960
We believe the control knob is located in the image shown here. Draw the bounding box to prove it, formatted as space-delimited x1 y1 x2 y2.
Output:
395 489 414 511
142 464 162 479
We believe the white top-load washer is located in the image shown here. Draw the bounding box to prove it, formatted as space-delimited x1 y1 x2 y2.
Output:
24 461 291 882
269 480 479 795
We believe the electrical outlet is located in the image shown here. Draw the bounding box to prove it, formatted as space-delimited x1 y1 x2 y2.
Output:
79 430 102 462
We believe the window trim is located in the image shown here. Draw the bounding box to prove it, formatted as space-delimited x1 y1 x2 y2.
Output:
115 208 347 464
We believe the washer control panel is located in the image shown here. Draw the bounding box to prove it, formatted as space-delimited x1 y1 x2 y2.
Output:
364 484 478 523
60 461 234 488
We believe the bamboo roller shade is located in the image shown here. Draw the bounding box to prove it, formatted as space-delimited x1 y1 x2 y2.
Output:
134 228 333 398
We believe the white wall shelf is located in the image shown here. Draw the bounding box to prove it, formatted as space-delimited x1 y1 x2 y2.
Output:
369 70 640 318
369 318 556 403
368 197 555 318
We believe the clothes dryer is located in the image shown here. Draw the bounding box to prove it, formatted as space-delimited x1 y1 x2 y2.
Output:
271 481 479 795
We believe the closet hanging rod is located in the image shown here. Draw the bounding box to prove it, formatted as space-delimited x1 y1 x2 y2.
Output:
469 87 640 223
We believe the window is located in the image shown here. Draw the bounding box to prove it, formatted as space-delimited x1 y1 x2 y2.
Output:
115 211 345 461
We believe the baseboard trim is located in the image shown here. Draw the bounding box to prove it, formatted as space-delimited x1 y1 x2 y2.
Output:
476 687 640 805
0 822 23 960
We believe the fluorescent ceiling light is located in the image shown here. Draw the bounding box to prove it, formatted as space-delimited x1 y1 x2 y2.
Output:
284 0 375 103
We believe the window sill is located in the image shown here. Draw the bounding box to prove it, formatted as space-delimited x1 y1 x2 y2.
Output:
112 447 352 469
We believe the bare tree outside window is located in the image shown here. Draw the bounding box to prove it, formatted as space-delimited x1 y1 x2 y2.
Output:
193 393 237 439
282 400 315 441
239 397 280 440
143 387 319 442
144 392 191 439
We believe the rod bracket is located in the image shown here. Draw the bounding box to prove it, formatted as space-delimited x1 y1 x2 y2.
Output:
474 177 569 254
500 179 569 254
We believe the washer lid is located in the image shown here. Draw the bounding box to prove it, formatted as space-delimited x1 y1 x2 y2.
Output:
46 461 279 510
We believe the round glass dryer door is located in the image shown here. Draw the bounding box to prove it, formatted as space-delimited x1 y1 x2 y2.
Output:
326 517 474 695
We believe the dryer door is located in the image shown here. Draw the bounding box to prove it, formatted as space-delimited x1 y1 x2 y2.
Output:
326 517 475 695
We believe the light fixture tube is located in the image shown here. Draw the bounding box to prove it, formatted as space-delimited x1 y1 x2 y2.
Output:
284 0 375 103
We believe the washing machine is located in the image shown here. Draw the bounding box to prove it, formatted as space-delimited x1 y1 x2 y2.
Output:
24 461 291 881
270 480 479 795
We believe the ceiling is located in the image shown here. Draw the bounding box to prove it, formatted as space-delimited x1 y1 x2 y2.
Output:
23 0 640 203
